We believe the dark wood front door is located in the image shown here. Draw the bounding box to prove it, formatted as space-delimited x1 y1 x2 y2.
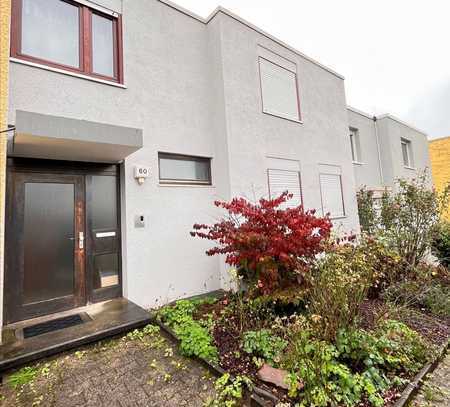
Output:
6 172 86 323
5 159 122 324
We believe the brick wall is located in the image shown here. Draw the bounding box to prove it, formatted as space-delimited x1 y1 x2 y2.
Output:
429 137 450 221
0 0 11 340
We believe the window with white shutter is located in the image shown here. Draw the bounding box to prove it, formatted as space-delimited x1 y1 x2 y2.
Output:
267 169 302 209
319 173 345 218
259 57 300 122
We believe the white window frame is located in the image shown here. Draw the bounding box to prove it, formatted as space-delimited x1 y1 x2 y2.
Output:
267 168 303 209
349 128 361 163
401 138 414 168
258 56 301 123
319 172 346 219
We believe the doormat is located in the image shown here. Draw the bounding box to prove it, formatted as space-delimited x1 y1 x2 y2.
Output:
23 314 85 339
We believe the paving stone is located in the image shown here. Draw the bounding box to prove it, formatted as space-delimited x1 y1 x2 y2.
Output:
411 351 450 406
0 328 217 407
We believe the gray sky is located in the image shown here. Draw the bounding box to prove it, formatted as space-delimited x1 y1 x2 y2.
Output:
173 0 450 139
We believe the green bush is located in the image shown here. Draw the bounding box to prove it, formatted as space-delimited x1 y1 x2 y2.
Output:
306 244 375 341
423 284 450 317
205 373 252 407
432 221 450 269
338 320 432 375
242 329 287 366
360 173 449 271
383 279 450 318
376 320 433 371
174 320 218 362
362 237 404 298
158 299 218 362
281 321 434 407
357 188 378 235
282 330 386 407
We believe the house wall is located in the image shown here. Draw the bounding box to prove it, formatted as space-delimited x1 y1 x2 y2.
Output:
429 137 450 220
215 13 360 234
347 108 383 190
7 0 360 310
377 116 431 187
348 108 430 191
9 0 222 308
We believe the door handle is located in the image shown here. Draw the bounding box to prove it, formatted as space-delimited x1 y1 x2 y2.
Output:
68 233 84 249
79 232 84 250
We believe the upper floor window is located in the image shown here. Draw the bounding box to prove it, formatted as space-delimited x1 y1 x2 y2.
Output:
267 169 303 209
11 0 123 83
259 57 301 122
319 164 345 219
349 128 361 163
158 153 212 185
401 138 413 168
320 173 345 218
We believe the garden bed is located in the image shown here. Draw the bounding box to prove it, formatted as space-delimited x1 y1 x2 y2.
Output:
157 176 450 406
156 292 449 407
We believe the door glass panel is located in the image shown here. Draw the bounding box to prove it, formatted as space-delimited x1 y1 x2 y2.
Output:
94 253 119 288
23 182 75 303
22 0 80 68
91 176 117 230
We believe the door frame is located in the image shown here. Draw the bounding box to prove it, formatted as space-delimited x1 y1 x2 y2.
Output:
4 158 122 324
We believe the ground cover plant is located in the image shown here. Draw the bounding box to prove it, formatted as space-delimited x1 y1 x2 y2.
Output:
159 187 450 406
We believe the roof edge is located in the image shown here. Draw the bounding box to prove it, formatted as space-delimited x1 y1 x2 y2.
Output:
347 106 429 137
157 0 207 22
376 114 428 137
429 135 450 143
157 1 345 80
347 106 374 120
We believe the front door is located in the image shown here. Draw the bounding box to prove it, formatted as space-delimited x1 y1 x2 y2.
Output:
5 159 122 324
6 172 86 323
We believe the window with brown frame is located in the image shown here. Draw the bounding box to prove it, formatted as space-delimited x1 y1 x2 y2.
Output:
11 0 123 83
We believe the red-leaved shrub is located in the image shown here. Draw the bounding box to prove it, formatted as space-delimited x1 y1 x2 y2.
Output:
191 192 332 294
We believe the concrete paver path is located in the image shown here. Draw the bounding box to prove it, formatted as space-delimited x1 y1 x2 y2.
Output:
0 324 216 406
410 351 450 407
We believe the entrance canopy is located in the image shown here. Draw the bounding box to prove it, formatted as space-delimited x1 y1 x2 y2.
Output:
11 110 143 163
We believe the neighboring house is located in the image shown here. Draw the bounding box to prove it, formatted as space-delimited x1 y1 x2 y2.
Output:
429 136 450 220
3 0 360 326
0 0 12 341
347 106 431 199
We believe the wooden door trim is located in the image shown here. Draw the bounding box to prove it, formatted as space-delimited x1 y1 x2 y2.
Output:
5 171 86 323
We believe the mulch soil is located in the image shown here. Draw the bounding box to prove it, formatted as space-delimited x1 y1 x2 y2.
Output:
359 299 450 346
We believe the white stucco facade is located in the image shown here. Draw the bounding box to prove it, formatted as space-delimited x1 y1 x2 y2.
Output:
347 107 431 194
7 0 360 311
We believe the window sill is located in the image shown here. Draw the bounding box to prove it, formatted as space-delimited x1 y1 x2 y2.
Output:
10 57 127 89
158 183 215 188
262 110 303 124
404 165 416 170
330 215 347 220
